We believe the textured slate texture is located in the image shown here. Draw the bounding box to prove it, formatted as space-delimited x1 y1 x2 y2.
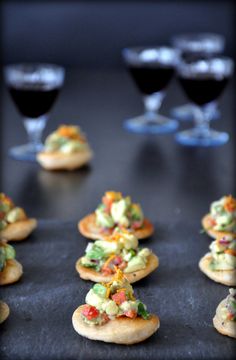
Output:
1 67 235 359
0 219 235 360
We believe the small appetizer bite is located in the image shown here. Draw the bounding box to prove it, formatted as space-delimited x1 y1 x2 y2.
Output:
213 288 236 339
76 228 159 283
72 269 160 344
0 193 37 242
78 191 154 240
0 301 10 324
37 125 93 171
0 241 23 285
199 235 236 286
202 195 236 239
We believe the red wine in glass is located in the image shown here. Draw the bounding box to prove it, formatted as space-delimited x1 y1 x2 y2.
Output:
178 74 229 106
128 65 175 95
176 57 233 147
122 46 178 134
9 84 60 118
4 63 65 161
171 33 225 121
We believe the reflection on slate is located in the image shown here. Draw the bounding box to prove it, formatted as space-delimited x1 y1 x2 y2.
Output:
0 220 234 360
176 147 218 195
132 140 167 181
11 165 91 220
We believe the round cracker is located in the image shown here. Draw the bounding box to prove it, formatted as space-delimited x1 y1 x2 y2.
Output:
213 299 236 339
37 148 93 171
78 213 154 240
199 252 236 286
0 301 10 324
72 305 160 344
0 259 23 285
0 218 37 242
76 253 159 283
202 214 236 239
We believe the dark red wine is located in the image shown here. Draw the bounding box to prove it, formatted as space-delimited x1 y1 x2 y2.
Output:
9 84 60 118
178 75 229 106
128 66 175 95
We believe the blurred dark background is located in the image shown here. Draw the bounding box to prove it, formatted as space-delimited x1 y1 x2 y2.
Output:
1 0 235 67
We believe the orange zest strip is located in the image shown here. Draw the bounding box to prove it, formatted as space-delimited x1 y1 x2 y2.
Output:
103 254 116 268
224 248 236 256
224 195 236 213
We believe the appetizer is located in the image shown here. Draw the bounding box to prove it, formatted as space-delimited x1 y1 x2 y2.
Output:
213 288 236 339
199 235 236 286
72 269 160 344
78 191 154 240
202 195 236 239
0 240 23 285
76 228 159 283
37 125 93 170
0 301 10 324
0 193 37 242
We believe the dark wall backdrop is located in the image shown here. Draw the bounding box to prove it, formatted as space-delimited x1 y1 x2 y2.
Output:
2 0 235 67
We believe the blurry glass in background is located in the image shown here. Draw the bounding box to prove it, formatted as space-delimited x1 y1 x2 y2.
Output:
4 63 65 161
175 56 234 147
122 46 179 134
170 33 225 122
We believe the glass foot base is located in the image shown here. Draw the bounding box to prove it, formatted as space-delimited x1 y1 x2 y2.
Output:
9 143 43 161
171 104 220 121
123 114 178 134
175 129 229 147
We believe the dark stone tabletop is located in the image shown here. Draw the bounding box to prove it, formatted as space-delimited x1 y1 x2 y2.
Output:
0 68 235 359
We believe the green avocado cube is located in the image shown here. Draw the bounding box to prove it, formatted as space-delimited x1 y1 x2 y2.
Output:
93 284 107 298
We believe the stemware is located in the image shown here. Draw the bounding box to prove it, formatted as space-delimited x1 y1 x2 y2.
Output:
4 63 65 161
175 57 234 146
122 46 179 134
170 33 225 121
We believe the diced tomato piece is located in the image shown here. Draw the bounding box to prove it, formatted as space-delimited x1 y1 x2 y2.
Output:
131 221 142 230
112 291 127 305
118 261 127 270
102 267 114 275
102 256 127 275
82 305 99 320
100 227 113 234
224 196 236 212
227 312 235 321
207 217 216 227
125 310 137 319
113 256 123 265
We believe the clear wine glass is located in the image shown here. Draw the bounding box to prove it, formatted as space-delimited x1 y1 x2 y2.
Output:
170 33 225 121
4 63 65 161
122 46 179 134
176 57 234 146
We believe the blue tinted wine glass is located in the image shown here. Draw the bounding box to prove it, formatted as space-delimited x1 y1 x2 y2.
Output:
5 63 65 161
175 57 234 146
170 33 225 122
122 46 179 134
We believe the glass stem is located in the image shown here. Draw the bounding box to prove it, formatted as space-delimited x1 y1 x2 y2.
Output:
143 92 165 122
192 105 211 136
23 115 47 151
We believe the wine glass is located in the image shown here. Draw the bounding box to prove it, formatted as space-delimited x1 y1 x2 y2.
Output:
122 46 179 134
175 57 234 146
4 63 65 161
170 33 225 121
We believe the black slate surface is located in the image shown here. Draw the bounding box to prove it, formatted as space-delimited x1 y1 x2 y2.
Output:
0 219 235 360
1 68 236 359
